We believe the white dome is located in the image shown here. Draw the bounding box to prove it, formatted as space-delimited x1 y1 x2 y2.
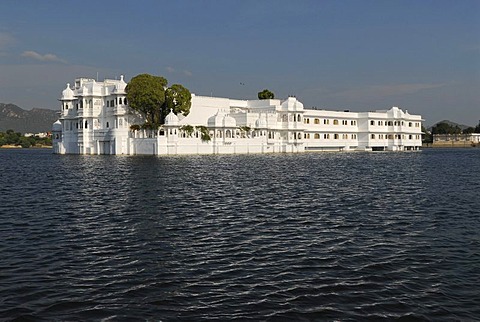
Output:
223 114 236 128
62 83 74 100
255 114 267 128
52 120 62 132
207 112 224 128
165 109 179 125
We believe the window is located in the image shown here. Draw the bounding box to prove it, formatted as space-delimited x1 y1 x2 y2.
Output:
106 101 109 107
314 133 320 139
334 134 339 139
333 119 339 125
324 134 330 139
370 120 375 125
371 134 375 139
106 122 109 128
314 118 320 124
304 118 310 124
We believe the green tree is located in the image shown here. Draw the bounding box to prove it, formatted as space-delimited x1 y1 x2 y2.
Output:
18 136 32 148
165 84 192 118
431 122 461 135
4 130 21 145
258 89 275 100
126 74 168 128
180 125 195 137
421 125 432 143
475 121 480 133
195 126 211 142
463 127 475 134
126 74 192 128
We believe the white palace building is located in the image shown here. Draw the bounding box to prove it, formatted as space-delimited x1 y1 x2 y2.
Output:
52 76 423 155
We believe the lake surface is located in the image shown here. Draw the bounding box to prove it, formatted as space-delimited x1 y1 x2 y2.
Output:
1 148 479 321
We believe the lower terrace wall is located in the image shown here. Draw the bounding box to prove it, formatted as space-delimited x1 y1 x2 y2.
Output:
432 140 478 148
128 137 304 155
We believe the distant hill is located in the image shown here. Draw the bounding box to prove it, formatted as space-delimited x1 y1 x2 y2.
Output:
427 120 472 131
0 103 58 133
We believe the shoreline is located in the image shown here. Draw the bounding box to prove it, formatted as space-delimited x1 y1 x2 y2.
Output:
0 145 52 149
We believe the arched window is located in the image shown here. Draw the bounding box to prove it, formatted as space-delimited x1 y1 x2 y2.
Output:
314 133 320 139
371 134 375 139
334 134 339 139
333 119 339 125
85 120 88 129
226 130 232 138
314 118 320 124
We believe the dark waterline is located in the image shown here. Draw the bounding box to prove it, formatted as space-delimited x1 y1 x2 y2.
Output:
1 148 479 321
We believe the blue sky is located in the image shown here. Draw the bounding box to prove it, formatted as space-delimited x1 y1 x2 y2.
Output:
0 0 479 126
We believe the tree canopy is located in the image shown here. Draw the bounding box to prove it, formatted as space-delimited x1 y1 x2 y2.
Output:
0 130 51 148
165 84 192 117
126 74 191 128
431 122 462 135
258 89 274 100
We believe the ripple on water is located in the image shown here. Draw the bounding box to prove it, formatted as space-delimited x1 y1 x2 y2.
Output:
0 148 480 320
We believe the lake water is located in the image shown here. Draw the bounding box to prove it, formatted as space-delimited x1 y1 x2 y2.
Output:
1 148 479 321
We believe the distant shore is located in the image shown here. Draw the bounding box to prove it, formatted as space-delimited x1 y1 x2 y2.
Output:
0 145 52 149
422 143 479 148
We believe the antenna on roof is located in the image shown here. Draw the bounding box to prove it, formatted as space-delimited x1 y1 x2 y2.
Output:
96 72 99 82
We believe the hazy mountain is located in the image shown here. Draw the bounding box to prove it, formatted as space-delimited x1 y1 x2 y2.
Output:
0 103 58 133
426 120 473 131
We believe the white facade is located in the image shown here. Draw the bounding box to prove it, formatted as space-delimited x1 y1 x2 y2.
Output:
52 77 423 155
